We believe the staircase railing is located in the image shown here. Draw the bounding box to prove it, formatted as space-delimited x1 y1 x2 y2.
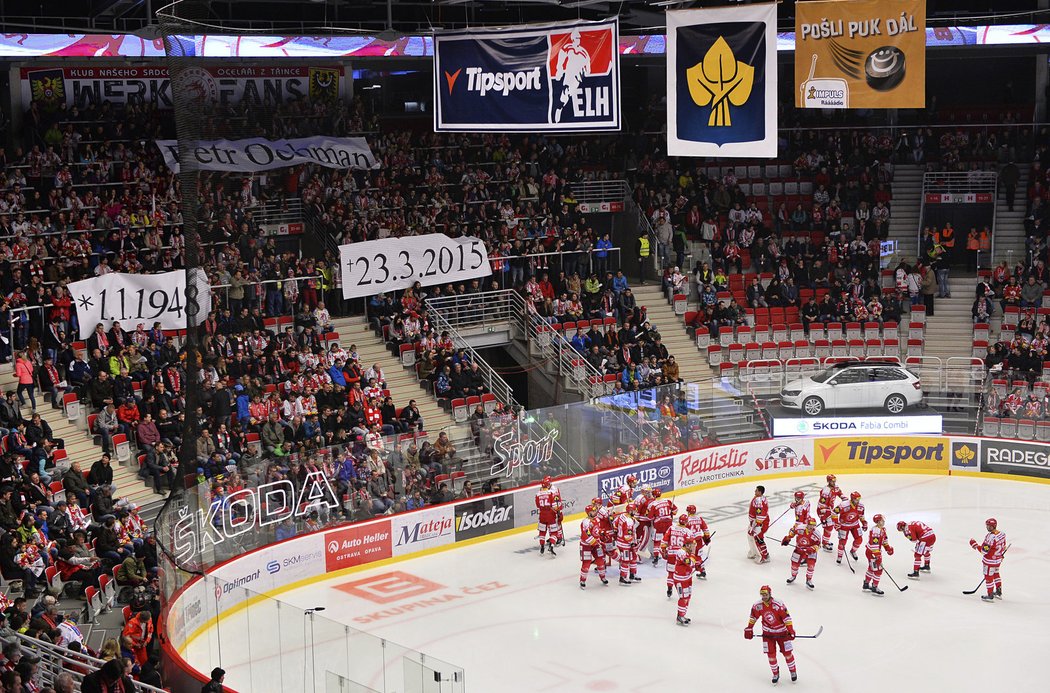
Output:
425 294 521 412
506 290 607 399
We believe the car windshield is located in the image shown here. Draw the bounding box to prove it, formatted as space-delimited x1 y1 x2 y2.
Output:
810 368 836 383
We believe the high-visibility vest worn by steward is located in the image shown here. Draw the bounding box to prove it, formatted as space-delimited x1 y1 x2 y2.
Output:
638 237 651 257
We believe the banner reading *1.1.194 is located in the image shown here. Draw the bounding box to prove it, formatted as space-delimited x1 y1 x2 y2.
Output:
433 19 620 133
796 0 926 109
666 5 778 158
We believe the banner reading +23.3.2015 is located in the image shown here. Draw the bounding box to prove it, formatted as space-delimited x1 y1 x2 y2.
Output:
796 0 926 109
339 234 492 300
434 19 620 133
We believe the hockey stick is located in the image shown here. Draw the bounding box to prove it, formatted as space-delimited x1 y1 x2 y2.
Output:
962 578 985 596
697 531 717 572
759 625 824 641
794 625 824 640
882 566 909 592
767 506 792 530
843 549 856 574
962 543 1011 595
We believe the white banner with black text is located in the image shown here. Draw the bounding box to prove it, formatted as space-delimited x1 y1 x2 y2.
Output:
70 270 212 340
339 234 492 299
156 136 379 173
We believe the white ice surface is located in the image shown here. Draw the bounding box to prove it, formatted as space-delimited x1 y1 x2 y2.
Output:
184 473 1050 692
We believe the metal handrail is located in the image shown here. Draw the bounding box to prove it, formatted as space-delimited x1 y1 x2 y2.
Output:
425 298 521 412
505 289 606 398
12 631 168 693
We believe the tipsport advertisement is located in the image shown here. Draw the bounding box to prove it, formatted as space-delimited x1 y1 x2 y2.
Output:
433 19 620 133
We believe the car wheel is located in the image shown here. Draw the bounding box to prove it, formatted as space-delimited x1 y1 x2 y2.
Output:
802 397 824 416
885 394 906 414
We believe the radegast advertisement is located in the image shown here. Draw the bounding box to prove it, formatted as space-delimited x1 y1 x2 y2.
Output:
981 439 1050 480
434 19 620 132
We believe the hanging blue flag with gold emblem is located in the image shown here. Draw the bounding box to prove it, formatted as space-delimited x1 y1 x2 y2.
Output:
667 4 777 158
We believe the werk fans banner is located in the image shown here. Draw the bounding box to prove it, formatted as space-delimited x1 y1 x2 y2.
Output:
433 19 620 132
339 233 492 299
667 5 778 158
795 0 926 109
69 270 212 339
155 136 379 174
20 64 344 111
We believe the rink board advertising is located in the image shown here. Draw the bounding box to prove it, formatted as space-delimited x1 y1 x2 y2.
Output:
981 439 1050 480
433 19 620 132
454 497 515 541
814 437 948 471
598 457 674 498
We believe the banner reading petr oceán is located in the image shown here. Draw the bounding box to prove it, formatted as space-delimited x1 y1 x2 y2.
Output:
795 0 925 109
433 19 620 133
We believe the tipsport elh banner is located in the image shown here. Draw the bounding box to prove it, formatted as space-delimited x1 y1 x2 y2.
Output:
666 5 778 158
795 0 926 109
433 19 620 133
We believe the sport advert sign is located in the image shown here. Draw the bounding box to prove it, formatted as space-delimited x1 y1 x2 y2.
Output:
434 19 620 132
795 0 926 109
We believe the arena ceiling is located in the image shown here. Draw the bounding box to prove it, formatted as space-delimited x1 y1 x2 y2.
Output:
0 0 1039 35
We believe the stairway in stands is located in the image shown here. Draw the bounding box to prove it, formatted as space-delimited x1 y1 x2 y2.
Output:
920 276 979 362
993 165 1029 266
887 163 924 261
0 369 159 509
632 284 713 384
330 316 492 480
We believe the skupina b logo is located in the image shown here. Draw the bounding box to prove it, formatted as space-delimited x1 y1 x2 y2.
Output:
686 36 754 127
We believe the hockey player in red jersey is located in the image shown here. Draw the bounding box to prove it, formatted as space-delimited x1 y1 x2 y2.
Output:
535 476 563 556
661 513 697 597
610 474 638 505
817 474 846 552
633 487 654 561
789 490 810 523
748 486 771 563
782 516 819 590
647 488 677 566
744 585 798 684
672 537 700 626
593 497 617 563
862 514 894 595
897 520 936 578
614 503 641 585
833 491 867 565
578 505 609 589
684 504 712 578
970 517 1007 601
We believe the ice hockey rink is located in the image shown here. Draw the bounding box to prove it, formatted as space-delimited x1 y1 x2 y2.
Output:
182 473 1050 692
